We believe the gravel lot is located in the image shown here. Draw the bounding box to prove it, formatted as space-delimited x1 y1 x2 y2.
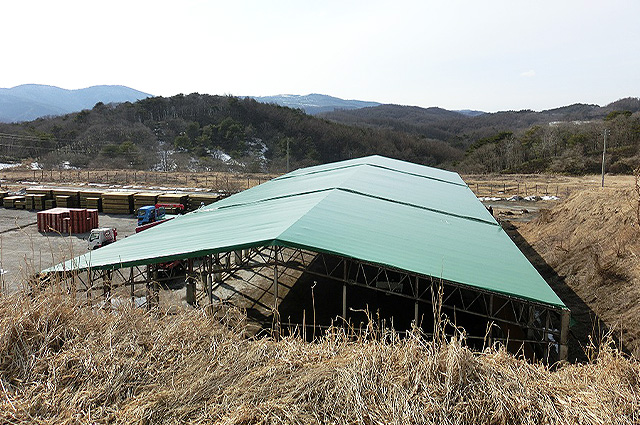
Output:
0 209 138 293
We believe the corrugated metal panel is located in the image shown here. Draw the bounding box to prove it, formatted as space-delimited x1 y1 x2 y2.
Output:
45 156 565 308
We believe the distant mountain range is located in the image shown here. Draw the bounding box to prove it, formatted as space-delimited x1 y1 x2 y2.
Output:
0 84 152 123
249 93 382 115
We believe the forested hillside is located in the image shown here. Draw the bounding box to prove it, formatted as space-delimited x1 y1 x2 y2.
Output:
0 93 639 174
323 98 640 174
0 94 459 173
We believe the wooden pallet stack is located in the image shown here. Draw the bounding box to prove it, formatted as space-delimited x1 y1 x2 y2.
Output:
157 193 188 214
68 208 89 233
187 193 220 211
101 192 136 214
87 209 99 230
37 208 69 233
37 207 98 234
80 190 104 212
133 192 160 212
0 191 9 206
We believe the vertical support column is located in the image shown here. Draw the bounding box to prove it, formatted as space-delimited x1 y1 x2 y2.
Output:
186 258 196 306
414 276 419 327
213 253 222 283
342 259 347 320
87 270 93 300
526 304 536 358
152 265 159 308
544 309 551 362
487 294 494 347
273 246 280 340
130 267 135 306
145 265 159 310
559 309 570 361
206 255 213 306
103 270 111 300
145 265 150 309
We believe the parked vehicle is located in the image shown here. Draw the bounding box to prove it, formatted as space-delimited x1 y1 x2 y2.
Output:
137 205 166 226
88 227 117 250
135 203 185 233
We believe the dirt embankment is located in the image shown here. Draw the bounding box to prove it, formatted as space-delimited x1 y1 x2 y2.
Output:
517 186 640 356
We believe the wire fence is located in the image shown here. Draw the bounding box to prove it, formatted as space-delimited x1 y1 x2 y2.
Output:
0 169 277 194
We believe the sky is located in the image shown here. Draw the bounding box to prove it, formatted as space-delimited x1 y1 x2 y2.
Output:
2 0 639 112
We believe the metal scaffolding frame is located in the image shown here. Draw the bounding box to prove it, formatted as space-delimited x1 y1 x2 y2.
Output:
44 244 570 362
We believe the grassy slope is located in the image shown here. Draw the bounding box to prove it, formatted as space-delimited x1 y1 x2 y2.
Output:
0 292 638 424
518 187 640 357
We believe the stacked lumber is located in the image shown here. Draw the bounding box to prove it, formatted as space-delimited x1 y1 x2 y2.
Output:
52 189 80 208
55 195 72 208
26 188 53 199
0 191 9 205
133 192 160 212
32 194 47 210
37 207 98 234
45 199 56 210
80 191 104 211
187 193 220 211
14 199 26 210
3 196 25 209
85 197 101 210
157 193 188 214
26 188 52 210
102 192 136 214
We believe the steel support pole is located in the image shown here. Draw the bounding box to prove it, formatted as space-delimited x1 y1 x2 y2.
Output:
559 309 570 361
273 247 280 339
414 277 419 326
130 267 135 305
488 294 494 346
207 255 213 305
186 258 195 306
342 259 347 319
273 248 279 307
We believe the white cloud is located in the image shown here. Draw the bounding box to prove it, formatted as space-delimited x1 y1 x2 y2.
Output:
521 70 536 78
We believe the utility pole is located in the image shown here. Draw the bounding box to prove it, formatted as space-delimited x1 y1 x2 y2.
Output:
601 129 610 187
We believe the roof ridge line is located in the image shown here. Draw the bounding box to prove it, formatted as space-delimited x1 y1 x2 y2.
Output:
214 185 497 227
214 187 334 210
274 163 363 180
275 162 467 187
335 187 499 226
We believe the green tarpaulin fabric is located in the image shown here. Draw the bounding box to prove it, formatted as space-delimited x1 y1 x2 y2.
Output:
45 155 565 308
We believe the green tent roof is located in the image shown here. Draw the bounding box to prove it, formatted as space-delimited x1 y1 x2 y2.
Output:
46 155 565 308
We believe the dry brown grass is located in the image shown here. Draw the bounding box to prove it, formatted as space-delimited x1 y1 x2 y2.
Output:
0 291 638 424
463 173 635 198
518 186 640 357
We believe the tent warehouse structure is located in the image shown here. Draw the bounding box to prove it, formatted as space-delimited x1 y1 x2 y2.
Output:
45 155 570 360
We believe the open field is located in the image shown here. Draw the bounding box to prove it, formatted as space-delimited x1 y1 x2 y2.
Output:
464 173 636 198
0 167 276 194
